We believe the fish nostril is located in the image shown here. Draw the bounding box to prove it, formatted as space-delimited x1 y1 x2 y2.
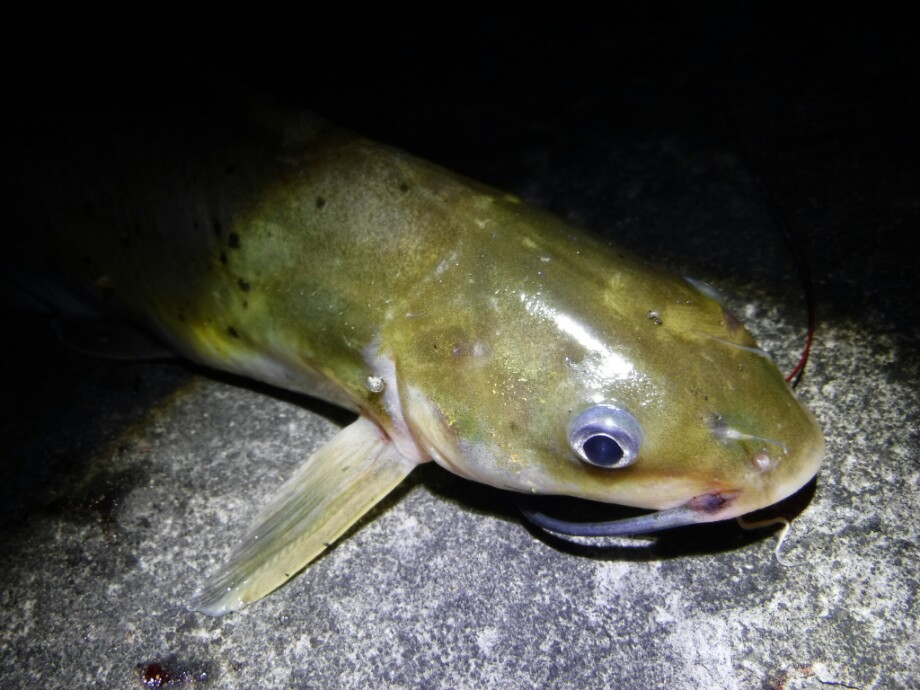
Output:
752 453 773 472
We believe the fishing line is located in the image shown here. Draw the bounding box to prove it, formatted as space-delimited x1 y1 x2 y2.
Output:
729 129 816 389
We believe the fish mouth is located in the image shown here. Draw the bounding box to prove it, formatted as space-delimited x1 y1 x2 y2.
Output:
517 491 740 538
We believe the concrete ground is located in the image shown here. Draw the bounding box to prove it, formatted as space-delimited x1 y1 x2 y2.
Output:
2 9 917 690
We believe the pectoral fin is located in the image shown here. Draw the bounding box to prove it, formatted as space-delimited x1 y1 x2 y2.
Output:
191 415 418 616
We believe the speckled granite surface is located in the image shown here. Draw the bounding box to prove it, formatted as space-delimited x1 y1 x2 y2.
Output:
1 8 917 689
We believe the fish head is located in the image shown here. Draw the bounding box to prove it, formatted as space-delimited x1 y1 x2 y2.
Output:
385 206 824 526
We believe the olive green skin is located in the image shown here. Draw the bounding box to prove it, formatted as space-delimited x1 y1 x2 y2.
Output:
24 110 823 521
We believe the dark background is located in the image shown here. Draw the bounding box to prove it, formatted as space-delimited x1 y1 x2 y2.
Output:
1 5 918 689
7 4 917 332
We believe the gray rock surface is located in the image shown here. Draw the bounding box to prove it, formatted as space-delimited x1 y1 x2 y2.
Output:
2 9 917 689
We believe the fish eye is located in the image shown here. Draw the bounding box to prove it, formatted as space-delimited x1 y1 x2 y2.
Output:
568 405 643 469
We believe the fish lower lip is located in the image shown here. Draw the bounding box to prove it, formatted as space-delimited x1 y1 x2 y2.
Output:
516 492 739 538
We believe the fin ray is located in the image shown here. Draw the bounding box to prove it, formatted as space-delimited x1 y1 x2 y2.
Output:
191 415 418 616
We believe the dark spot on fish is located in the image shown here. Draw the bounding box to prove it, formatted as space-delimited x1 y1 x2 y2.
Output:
709 413 726 432
689 386 700 399
242 300 248 309
563 343 586 366
228 232 241 249
177 311 186 322
237 278 250 292
213 218 223 238
220 252 228 265
398 181 410 192
227 326 240 339
316 196 326 209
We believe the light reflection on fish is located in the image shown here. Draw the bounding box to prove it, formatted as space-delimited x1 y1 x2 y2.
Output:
7 90 824 615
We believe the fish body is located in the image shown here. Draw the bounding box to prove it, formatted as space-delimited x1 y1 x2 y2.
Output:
6 92 823 614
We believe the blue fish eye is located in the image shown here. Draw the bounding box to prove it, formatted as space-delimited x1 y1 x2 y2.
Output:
568 405 642 469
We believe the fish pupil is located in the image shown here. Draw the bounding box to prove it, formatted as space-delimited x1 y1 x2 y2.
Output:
582 434 624 467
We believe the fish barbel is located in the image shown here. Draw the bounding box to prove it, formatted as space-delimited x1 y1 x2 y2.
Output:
5 88 823 615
